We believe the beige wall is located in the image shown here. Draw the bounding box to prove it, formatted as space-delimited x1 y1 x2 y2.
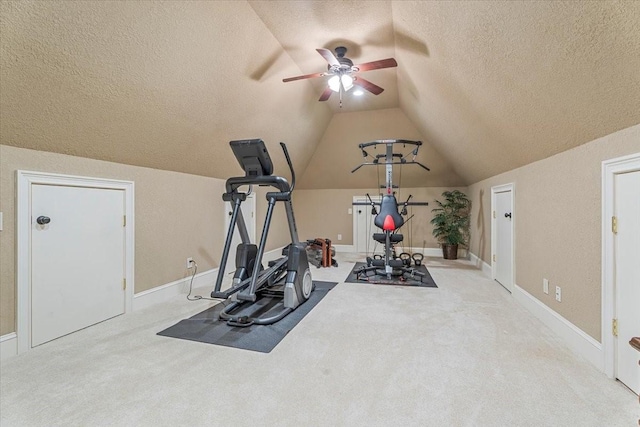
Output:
468 124 640 342
1 145 276 336
298 108 465 189
295 186 467 249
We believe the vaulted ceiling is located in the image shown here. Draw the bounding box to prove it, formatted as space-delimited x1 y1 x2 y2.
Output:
1 1 639 188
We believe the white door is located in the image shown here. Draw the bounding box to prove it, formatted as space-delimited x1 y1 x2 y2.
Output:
223 193 256 284
494 189 513 292
31 184 125 347
354 197 379 254
614 170 640 394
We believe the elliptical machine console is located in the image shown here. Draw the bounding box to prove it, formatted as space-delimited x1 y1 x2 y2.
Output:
211 139 313 327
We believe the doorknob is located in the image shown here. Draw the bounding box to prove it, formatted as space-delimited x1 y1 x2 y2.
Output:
36 216 51 225
504 212 512 218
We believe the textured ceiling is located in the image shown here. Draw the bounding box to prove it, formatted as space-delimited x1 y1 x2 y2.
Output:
1 1 639 187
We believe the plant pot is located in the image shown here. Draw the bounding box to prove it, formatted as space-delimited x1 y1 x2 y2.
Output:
442 244 458 260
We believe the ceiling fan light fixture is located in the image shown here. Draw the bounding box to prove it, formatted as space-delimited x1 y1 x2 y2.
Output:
341 74 354 91
328 74 354 92
283 46 397 103
328 75 341 92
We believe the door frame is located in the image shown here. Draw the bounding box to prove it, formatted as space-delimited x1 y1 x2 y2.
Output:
491 183 515 292
16 170 135 354
353 195 380 253
601 152 640 378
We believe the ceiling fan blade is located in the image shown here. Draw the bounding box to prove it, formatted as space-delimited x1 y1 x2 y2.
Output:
316 48 340 67
353 77 384 95
283 72 328 83
318 87 333 102
355 58 398 72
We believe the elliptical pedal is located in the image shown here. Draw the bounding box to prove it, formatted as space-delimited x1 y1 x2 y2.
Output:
226 315 255 327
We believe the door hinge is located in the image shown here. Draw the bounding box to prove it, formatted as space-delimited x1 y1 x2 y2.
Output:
123 215 126 227
611 216 617 234
493 210 496 219
493 254 496 262
612 318 618 337
123 278 127 290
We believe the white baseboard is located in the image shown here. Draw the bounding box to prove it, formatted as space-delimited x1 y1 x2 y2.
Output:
513 284 603 371
343 245 445 257
469 252 492 277
133 267 218 311
332 244 354 252
132 247 286 311
1 332 17 361
394 246 465 258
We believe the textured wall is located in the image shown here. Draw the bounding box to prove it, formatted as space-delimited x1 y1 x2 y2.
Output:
468 124 640 342
0 145 228 335
0 1 332 180
295 186 467 249
298 108 465 189
3 1 639 189
395 1 640 184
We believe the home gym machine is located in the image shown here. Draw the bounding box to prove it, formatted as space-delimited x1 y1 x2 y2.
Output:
211 139 313 327
351 139 430 284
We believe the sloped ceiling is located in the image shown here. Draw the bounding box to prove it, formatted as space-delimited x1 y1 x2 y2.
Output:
1 1 639 187
298 108 465 189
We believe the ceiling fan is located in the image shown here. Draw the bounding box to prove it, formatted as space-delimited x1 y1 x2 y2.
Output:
282 46 397 107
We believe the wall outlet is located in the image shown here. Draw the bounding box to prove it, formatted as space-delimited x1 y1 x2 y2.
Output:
543 278 549 294
186 257 195 269
555 286 561 302
347 208 352 215
337 234 342 241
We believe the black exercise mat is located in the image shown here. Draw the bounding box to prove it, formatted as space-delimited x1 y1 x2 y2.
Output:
345 262 438 287
157 281 337 353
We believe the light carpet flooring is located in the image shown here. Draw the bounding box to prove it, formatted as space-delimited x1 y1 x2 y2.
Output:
1 253 637 426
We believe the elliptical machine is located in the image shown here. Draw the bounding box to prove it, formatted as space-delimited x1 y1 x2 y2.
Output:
211 139 313 327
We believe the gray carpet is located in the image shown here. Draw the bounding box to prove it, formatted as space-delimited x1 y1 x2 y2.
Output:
157 281 336 353
2 253 634 426
345 262 437 287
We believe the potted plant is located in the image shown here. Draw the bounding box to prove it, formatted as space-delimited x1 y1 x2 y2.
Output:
430 190 471 260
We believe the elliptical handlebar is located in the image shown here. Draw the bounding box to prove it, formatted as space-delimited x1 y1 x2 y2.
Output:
279 142 295 194
263 142 295 201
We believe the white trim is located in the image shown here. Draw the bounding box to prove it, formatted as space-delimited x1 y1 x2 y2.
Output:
337 243 459 259
601 152 640 378
469 252 492 277
513 284 603 371
491 183 515 292
402 247 448 258
16 170 135 354
332 244 355 252
132 246 287 309
133 268 218 311
352 195 381 253
0 333 18 361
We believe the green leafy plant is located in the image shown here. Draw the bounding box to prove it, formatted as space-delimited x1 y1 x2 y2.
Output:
430 190 471 246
